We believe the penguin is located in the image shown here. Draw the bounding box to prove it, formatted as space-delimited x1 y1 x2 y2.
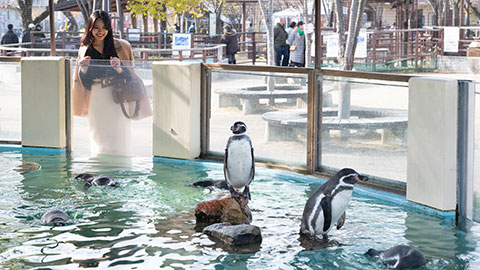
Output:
365 245 426 270
300 168 368 240
74 173 118 189
224 121 255 200
41 209 69 226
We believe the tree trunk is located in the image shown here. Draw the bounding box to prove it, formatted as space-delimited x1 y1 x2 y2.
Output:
143 14 149 32
63 12 79 32
453 0 459 26
334 0 346 63
259 0 275 97
215 2 224 40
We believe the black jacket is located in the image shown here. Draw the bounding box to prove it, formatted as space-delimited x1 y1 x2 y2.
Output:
221 30 239 54
1 30 19 45
273 23 288 46
22 30 32 43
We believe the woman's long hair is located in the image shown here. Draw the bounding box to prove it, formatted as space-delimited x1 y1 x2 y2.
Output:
80 10 118 59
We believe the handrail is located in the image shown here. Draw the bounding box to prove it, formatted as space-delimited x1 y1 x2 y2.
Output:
202 64 414 82
0 57 21 62
0 44 225 54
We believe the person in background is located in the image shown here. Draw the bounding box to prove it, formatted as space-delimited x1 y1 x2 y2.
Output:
174 23 180 33
221 24 239 64
287 21 305 67
1 24 19 56
33 24 46 43
22 23 35 47
188 23 196 33
274 17 289 66
285 21 296 64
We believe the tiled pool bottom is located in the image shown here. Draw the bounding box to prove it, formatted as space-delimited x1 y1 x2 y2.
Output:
0 148 479 269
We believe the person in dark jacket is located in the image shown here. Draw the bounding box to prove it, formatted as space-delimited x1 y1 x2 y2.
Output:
1 24 19 56
22 23 35 46
1 24 19 45
273 17 289 66
221 25 239 64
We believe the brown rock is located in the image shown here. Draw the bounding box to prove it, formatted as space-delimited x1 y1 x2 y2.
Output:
195 192 251 226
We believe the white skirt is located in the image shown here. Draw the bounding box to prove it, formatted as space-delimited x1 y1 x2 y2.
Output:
88 83 132 156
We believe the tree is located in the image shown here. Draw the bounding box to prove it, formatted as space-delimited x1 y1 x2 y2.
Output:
333 0 367 120
15 0 76 32
127 0 206 24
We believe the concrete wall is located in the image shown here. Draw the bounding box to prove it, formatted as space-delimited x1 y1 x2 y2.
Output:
152 62 201 160
407 77 458 211
21 57 66 148
438 55 480 74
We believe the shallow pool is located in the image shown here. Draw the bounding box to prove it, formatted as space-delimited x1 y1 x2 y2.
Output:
0 148 479 269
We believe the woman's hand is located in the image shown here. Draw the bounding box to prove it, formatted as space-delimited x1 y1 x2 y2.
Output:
110 57 122 73
78 56 91 73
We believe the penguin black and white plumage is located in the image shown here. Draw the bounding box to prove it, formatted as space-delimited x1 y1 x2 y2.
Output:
74 173 118 189
365 245 426 270
300 168 368 240
224 121 255 200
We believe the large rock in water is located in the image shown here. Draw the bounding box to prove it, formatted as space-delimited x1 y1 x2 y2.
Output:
203 222 262 246
194 192 251 226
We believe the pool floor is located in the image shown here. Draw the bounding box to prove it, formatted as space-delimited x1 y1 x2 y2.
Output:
0 148 479 269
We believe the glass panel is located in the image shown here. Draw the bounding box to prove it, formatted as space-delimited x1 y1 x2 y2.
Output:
71 60 152 157
319 75 409 182
208 70 308 166
474 83 480 222
0 62 21 142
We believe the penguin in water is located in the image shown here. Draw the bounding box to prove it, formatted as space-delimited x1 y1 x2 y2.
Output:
41 209 69 226
365 245 426 270
74 173 118 189
224 121 255 201
300 168 368 240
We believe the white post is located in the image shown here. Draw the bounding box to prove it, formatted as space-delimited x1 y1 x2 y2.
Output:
407 77 459 211
152 62 201 159
21 57 66 148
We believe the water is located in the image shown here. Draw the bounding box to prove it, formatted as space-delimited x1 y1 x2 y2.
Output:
0 148 479 269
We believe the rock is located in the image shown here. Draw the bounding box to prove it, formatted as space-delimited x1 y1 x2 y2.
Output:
13 161 40 175
194 192 251 226
203 222 262 246
191 180 228 189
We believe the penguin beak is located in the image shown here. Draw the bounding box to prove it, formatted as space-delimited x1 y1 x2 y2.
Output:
358 175 369 182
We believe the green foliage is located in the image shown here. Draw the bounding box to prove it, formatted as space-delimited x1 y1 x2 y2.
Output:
127 0 207 20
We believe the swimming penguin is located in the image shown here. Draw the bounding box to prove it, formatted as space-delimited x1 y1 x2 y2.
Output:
74 173 118 189
224 121 255 201
300 168 368 240
41 209 69 226
365 245 426 270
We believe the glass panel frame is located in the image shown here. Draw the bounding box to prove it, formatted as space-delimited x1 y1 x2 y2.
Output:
0 61 22 143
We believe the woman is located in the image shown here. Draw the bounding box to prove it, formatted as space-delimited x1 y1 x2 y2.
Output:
73 10 151 156
221 25 239 64
287 21 306 67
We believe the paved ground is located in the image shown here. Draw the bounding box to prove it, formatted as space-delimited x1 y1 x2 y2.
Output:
1 63 479 184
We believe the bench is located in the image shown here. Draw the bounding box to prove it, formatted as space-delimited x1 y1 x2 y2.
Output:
262 108 408 144
215 84 307 114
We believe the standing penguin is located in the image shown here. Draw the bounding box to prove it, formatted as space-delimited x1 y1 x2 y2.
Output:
224 121 255 200
300 168 368 240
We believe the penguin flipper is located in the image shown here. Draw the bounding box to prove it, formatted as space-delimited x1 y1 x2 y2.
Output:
320 196 332 232
336 211 346 230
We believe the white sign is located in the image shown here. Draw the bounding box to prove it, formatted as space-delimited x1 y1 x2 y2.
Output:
343 7 348 15
326 34 338 58
304 23 314 35
209 12 216 37
355 29 367 58
172 33 192 56
444 27 460 53
127 28 140 42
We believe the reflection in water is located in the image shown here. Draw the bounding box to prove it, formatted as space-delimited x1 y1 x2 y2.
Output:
0 150 480 269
